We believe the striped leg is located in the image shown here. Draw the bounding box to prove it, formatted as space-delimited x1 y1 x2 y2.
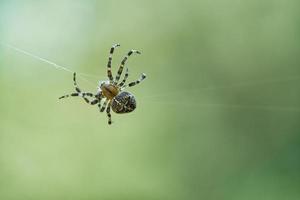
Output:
92 93 102 105
97 101 102 111
114 50 140 84
118 67 129 87
81 92 96 101
59 93 98 105
84 93 103 105
91 95 101 110
90 99 99 105
107 44 120 82
100 99 109 112
106 102 112 125
59 93 79 99
59 92 91 104
127 73 146 88
59 72 97 105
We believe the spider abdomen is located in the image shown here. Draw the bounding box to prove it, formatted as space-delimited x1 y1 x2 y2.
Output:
111 91 136 113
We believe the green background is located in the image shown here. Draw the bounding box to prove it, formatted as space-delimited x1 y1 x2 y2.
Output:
1 0 300 199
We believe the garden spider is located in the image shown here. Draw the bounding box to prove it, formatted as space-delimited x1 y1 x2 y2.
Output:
59 44 146 125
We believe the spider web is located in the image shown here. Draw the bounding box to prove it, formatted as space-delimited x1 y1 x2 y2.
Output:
1 42 300 113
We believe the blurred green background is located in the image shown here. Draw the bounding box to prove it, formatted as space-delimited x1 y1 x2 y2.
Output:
1 0 300 199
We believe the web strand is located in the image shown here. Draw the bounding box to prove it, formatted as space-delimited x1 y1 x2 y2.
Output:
141 75 300 100
0 42 105 87
143 100 300 112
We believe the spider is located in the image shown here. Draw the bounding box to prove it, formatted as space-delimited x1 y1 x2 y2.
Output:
59 44 146 125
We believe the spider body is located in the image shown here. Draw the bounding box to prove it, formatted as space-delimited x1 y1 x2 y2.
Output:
101 82 120 100
59 44 146 125
100 82 136 113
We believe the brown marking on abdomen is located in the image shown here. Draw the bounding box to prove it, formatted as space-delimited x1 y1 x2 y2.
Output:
101 84 119 100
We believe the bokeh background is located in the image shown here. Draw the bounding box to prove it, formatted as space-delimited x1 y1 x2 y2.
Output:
1 0 300 199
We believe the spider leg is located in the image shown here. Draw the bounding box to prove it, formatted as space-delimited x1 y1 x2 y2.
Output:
97 101 102 111
107 44 120 83
85 93 103 105
125 73 146 88
90 99 99 105
94 93 103 110
59 73 98 105
118 67 129 87
114 49 140 84
59 93 79 99
82 92 94 97
59 93 96 104
106 102 112 125
100 99 109 112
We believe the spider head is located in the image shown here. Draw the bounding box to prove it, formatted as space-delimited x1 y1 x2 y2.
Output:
111 91 136 114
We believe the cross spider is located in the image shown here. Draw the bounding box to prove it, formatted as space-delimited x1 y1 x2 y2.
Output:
59 44 146 125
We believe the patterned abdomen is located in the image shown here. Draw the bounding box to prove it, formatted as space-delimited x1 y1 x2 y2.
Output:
111 91 136 113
